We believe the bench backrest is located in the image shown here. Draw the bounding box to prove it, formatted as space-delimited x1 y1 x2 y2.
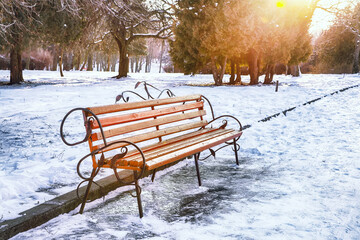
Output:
83 94 207 162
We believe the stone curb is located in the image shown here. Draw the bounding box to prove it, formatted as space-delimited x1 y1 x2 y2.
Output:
0 161 181 239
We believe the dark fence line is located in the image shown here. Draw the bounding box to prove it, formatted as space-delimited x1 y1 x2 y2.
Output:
243 83 360 130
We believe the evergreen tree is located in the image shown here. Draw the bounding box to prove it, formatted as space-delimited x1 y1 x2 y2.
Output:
170 0 260 85
39 1 87 77
169 0 205 75
260 0 313 83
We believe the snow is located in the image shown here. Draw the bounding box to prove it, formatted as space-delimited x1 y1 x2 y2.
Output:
1 70 360 239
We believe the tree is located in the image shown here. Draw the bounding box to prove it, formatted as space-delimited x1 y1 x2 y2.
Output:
90 0 172 78
39 1 89 77
171 0 260 85
169 0 207 75
333 3 360 73
258 0 313 83
315 21 355 73
0 1 41 84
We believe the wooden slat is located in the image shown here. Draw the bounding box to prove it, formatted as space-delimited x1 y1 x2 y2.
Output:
125 129 235 167
96 128 217 167
92 120 208 152
91 110 206 141
110 128 216 160
145 131 243 170
91 101 203 129
88 94 202 115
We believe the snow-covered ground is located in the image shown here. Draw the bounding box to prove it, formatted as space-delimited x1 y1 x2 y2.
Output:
1 70 360 239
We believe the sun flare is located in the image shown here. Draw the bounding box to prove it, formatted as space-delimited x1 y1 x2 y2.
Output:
276 0 286 8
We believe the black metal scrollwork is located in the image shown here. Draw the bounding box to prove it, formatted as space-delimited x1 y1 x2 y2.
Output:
60 107 146 200
198 101 243 161
115 81 176 103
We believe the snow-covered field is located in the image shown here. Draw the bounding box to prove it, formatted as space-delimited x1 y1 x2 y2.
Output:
1 70 360 239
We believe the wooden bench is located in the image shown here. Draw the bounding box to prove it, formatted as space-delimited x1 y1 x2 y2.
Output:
60 94 242 217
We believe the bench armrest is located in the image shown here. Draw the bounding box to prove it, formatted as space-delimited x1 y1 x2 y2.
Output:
60 107 107 147
95 140 146 182
201 115 243 141
203 115 242 131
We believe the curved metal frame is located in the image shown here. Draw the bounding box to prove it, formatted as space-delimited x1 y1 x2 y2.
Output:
198 96 243 163
115 81 176 103
60 86 243 217
60 107 107 147
60 108 147 207
200 95 215 120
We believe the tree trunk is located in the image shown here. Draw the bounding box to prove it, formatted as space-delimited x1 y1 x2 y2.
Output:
87 53 93 71
25 56 30 70
135 57 139 72
63 52 72 71
257 54 261 82
353 34 360 73
80 52 87 71
74 51 80 71
210 56 227 86
59 48 64 77
10 45 24 84
146 55 151 73
264 64 275 84
139 58 143 72
229 59 235 84
51 46 58 71
130 57 134 73
247 48 259 85
159 40 165 73
115 38 129 78
235 61 242 84
270 64 275 82
290 65 300 77
111 57 116 72
107 54 110 71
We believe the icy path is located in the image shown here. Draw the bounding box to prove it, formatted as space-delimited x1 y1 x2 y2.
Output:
2 71 359 239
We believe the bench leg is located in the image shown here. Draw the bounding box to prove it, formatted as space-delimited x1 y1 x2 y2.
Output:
151 169 157 182
133 171 144 218
194 153 202 186
233 138 239 165
79 168 97 214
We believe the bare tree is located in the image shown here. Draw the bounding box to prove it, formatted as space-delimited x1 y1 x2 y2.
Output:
89 0 173 78
0 1 40 84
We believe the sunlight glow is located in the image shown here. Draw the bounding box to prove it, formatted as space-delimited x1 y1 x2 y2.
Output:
276 0 286 8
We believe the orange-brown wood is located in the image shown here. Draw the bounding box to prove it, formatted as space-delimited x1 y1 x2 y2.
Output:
108 128 216 161
145 131 243 170
83 95 243 175
91 101 204 129
91 120 208 152
97 128 216 166
126 129 235 167
91 110 206 141
87 94 202 115
151 106 162 142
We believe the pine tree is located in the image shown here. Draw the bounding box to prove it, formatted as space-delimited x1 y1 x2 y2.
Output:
39 1 87 77
170 0 260 85
169 0 205 75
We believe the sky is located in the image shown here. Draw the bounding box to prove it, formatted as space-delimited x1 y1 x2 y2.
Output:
309 0 356 37
309 8 335 36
